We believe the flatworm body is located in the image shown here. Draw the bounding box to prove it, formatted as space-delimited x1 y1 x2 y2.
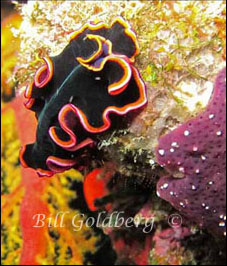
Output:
20 17 147 177
156 68 226 237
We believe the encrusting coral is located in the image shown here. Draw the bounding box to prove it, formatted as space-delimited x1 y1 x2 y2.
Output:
19 17 147 177
156 68 226 237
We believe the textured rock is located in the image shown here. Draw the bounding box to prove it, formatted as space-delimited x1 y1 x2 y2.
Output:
156 68 226 237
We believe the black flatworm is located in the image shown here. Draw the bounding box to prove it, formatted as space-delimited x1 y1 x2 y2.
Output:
20 17 147 177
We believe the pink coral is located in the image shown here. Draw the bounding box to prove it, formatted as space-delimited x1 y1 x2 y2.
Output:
156 68 226 237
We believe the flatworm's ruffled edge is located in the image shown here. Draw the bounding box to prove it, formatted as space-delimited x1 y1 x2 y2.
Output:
19 146 29 168
53 66 147 135
34 57 54 88
46 156 76 173
24 98 35 109
19 145 53 177
36 168 54 177
78 54 132 95
76 34 112 64
19 145 80 177
69 17 139 62
49 107 94 151
24 81 34 99
24 56 53 99
107 56 132 96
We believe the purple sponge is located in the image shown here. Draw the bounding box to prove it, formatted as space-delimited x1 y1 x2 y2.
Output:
156 68 226 237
